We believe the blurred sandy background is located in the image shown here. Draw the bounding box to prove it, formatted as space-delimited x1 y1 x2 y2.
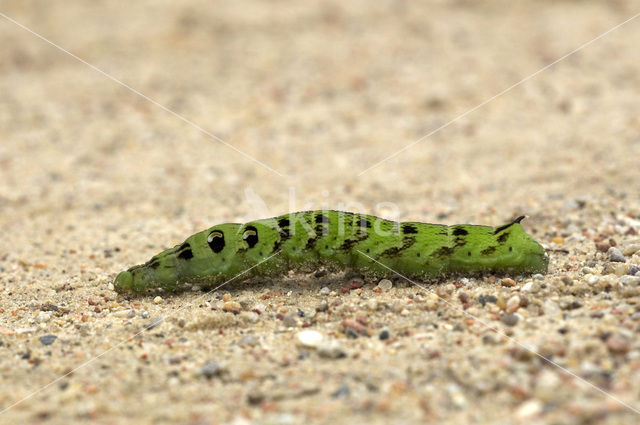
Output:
1 1 640 424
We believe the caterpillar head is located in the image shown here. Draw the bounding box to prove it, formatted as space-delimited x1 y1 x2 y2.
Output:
113 254 181 294
113 225 239 294
113 240 195 293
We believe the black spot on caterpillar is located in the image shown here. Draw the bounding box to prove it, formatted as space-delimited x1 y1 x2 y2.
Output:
207 230 225 253
481 246 497 256
242 226 259 249
402 224 418 234
177 242 194 260
497 232 510 243
113 211 548 293
452 227 469 236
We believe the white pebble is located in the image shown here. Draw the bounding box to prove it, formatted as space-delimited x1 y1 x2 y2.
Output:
36 311 51 323
587 275 600 286
376 279 393 291
319 287 330 295
113 309 135 318
366 299 378 310
153 296 163 304
317 339 347 359
516 400 543 420
619 276 640 287
622 243 640 256
542 300 561 317
296 330 324 348
506 295 520 313
521 281 540 293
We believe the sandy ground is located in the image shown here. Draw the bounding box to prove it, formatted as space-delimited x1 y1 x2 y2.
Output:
2 0 640 424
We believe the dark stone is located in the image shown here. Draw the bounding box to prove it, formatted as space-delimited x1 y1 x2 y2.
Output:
39 335 57 346
478 294 498 306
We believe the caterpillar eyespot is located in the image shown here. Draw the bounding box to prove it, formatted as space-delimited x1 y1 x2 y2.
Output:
207 230 225 253
207 230 223 243
113 210 548 294
242 227 259 248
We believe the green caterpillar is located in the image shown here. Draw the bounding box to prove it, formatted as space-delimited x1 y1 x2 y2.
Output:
114 211 548 293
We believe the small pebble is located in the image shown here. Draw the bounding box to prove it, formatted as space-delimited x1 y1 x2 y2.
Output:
458 291 469 304
478 294 497 306
501 313 519 326
331 385 350 398
521 281 540 293
607 247 626 263
619 275 640 287
603 262 628 276
319 287 330 295
296 330 324 348
606 334 630 354
390 301 404 313
344 279 363 290
376 279 393 291
247 391 265 405
501 278 516 287
622 243 640 256
379 328 390 340
36 311 51 323
315 300 328 312
282 313 299 328
586 275 600 286
238 334 259 347
482 334 498 345
200 361 225 379
345 328 359 339
506 295 520 313
317 340 347 359
114 309 136 318
153 296 163 304
223 301 242 313
559 296 582 310
560 275 573 285
39 334 57 346
251 303 266 314
596 241 611 252
314 269 328 278
516 399 543 420
542 300 561 316
342 319 369 336
366 299 378 310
